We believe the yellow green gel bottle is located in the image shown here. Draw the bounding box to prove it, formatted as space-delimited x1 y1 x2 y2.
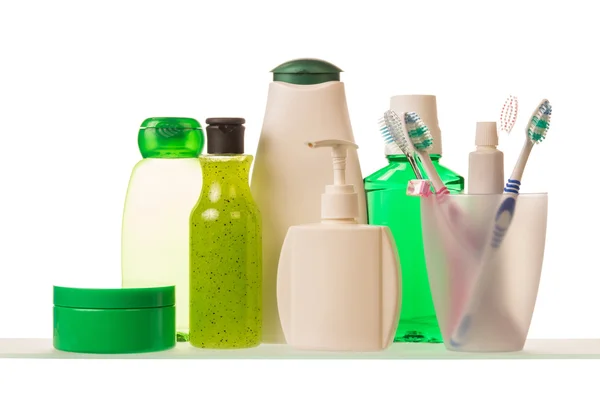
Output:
189 118 262 349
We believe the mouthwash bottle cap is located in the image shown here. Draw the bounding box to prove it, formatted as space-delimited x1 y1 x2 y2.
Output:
390 95 442 155
306 139 359 221
138 117 204 158
475 121 499 146
205 118 245 154
272 58 342 85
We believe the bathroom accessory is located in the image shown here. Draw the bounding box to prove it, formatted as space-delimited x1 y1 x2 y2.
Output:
251 58 367 344
121 117 204 342
277 139 400 351
379 110 424 180
189 118 262 349
365 95 464 343
499 95 519 138
379 110 431 196
422 193 547 352
405 112 449 197
468 122 504 194
450 99 552 346
53 286 176 354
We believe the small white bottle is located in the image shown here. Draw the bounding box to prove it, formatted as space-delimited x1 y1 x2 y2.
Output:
277 139 401 352
468 122 504 194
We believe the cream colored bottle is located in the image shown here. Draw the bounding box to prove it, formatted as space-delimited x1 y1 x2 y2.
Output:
468 122 504 194
277 140 400 352
122 117 204 341
251 59 367 344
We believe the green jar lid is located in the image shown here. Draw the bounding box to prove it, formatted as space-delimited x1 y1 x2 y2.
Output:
272 58 342 85
53 286 175 309
53 286 176 354
138 117 204 159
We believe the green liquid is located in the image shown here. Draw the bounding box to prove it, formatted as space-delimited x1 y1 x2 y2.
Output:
189 155 262 349
364 154 464 343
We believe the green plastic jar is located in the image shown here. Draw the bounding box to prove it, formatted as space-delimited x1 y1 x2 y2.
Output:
53 286 176 354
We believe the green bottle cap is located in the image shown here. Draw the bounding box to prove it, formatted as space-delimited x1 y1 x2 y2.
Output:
53 286 176 354
138 117 204 158
272 58 342 85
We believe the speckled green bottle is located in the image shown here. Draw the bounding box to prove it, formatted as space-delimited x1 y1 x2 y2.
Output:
189 118 262 349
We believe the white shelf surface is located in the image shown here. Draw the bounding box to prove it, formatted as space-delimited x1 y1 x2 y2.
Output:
1 339 600 359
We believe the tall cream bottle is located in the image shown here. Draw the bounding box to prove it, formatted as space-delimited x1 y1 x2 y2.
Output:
251 59 367 344
277 140 400 351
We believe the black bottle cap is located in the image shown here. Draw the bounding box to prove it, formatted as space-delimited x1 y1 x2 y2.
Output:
205 118 245 154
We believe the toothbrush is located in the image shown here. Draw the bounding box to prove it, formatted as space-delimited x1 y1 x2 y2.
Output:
378 110 424 180
403 111 482 332
404 111 480 248
404 112 449 199
449 99 552 347
499 95 519 138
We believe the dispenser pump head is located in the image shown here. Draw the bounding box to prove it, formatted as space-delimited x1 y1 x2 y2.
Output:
306 139 359 221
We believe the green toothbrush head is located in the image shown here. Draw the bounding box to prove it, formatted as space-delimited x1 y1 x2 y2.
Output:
404 112 434 152
527 99 552 144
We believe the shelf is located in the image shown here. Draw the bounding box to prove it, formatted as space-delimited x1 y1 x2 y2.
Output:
1 339 599 359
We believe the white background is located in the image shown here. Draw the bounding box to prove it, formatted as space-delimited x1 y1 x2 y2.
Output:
1 0 598 405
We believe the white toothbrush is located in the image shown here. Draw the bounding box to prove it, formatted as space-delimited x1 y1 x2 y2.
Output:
404 112 449 198
378 110 425 180
449 99 552 347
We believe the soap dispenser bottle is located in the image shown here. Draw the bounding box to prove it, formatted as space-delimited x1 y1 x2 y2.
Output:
122 117 204 342
252 58 368 344
277 139 400 352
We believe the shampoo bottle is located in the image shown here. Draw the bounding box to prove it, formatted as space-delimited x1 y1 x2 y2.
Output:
468 122 504 194
189 118 262 349
364 95 464 343
277 139 400 352
122 117 204 342
252 58 367 344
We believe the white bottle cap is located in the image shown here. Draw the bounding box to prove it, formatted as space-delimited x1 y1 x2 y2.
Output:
390 95 442 155
475 122 499 146
306 139 359 221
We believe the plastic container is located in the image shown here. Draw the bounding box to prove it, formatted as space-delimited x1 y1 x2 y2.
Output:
121 117 204 342
189 118 262 349
251 58 367 344
420 193 548 352
277 139 400 352
53 286 176 354
364 95 464 343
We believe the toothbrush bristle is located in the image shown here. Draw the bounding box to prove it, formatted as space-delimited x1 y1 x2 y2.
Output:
384 110 415 155
499 95 518 133
404 112 433 152
527 99 552 144
378 116 404 155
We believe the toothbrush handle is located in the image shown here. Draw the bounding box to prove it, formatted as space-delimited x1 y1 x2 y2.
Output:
418 151 481 250
407 155 424 180
450 183 520 346
509 139 534 183
417 153 446 193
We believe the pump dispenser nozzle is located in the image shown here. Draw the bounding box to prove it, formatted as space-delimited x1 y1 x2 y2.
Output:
306 139 359 222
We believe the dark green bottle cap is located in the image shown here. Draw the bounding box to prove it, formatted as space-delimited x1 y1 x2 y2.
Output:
138 117 204 159
272 58 342 85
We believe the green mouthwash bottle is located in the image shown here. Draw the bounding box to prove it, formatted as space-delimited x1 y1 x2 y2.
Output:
189 118 262 349
364 95 464 343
